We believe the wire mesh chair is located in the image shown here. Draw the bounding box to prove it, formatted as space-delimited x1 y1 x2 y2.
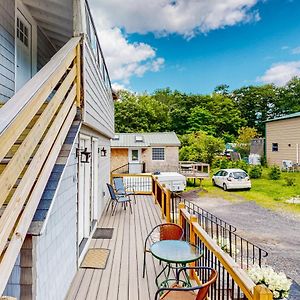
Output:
143 223 184 278
106 183 132 215
155 266 218 300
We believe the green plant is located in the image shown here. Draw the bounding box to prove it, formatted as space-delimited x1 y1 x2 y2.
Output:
284 177 296 186
268 165 281 180
249 165 263 179
212 157 229 169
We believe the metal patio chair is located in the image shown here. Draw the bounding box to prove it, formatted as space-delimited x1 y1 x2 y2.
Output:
142 223 184 278
106 183 132 215
113 177 136 203
155 266 218 300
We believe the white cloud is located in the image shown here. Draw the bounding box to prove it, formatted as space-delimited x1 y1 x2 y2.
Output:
292 47 300 54
111 82 128 91
98 27 164 83
90 0 260 85
258 61 300 86
93 0 260 38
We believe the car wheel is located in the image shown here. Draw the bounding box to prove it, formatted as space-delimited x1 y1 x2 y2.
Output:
223 183 228 191
212 179 216 186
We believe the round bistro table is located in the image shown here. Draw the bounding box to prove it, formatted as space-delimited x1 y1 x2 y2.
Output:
150 240 203 288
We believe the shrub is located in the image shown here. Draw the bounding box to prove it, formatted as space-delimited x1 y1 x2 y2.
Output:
235 160 249 172
212 157 229 169
268 165 281 180
249 165 262 179
284 177 296 186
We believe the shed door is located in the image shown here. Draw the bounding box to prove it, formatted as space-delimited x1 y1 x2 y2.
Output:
16 10 32 91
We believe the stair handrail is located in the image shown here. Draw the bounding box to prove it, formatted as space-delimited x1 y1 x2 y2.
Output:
0 37 81 134
0 36 82 295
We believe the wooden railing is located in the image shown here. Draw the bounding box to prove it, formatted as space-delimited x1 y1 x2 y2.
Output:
179 161 210 178
178 205 272 300
0 37 81 295
111 173 153 194
150 175 272 299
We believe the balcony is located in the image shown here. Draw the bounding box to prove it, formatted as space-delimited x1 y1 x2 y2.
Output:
66 175 272 300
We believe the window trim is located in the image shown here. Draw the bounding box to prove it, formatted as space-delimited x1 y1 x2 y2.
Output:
152 147 165 161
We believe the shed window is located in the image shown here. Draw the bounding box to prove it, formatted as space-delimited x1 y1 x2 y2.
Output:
152 148 165 161
272 143 278 152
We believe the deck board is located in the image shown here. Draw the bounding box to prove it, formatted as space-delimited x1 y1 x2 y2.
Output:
66 195 164 300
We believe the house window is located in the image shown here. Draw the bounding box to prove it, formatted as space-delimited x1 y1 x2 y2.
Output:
17 18 29 47
152 148 165 160
131 150 139 161
272 143 278 152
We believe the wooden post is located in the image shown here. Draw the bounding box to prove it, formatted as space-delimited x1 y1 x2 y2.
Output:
161 185 165 219
165 190 171 223
253 285 273 300
178 202 185 227
189 214 198 279
76 43 81 107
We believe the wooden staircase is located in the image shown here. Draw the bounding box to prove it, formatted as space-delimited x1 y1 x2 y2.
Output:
0 37 82 295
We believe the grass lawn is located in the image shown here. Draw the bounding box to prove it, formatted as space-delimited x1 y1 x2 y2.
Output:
187 169 300 215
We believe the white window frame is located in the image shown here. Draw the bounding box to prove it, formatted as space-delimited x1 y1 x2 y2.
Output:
152 147 165 161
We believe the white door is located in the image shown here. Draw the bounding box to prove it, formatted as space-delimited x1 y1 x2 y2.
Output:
16 8 34 91
91 138 99 221
129 148 142 174
78 136 91 243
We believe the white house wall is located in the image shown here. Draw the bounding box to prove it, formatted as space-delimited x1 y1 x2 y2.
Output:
80 125 111 219
33 145 78 300
83 39 114 138
0 0 15 102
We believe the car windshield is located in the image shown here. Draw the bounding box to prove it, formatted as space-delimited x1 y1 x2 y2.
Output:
232 172 247 179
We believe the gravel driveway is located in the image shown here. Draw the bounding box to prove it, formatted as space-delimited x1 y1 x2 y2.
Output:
182 189 300 299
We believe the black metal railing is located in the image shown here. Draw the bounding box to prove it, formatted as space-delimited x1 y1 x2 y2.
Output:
171 193 268 269
111 163 129 174
180 215 249 300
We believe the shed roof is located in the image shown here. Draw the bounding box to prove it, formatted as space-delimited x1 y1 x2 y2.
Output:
266 111 300 123
111 132 181 148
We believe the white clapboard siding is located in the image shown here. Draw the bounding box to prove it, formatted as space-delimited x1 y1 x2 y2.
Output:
83 40 114 138
0 0 15 102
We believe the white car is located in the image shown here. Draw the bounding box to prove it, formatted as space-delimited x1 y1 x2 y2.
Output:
212 168 251 191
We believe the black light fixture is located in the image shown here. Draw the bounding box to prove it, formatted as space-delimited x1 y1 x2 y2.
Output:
76 147 91 163
100 147 107 157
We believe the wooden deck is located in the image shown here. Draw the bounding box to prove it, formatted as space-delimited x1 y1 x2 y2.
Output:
66 195 164 300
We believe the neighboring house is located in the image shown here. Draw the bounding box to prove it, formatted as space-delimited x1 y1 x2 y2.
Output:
0 1 114 299
266 112 300 166
111 132 181 174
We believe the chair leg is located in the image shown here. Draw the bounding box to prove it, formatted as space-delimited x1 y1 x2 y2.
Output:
129 201 132 214
106 199 111 213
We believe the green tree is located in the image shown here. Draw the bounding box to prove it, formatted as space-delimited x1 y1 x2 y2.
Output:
179 131 225 164
235 127 259 158
114 91 171 132
187 107 216 135
231 84 281 134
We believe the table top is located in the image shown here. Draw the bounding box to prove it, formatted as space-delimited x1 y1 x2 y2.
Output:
150 240 203 264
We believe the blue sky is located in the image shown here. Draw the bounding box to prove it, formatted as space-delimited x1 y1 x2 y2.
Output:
92 0 300 94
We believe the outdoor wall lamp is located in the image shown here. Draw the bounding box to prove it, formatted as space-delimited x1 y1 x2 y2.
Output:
76 148 91 163
100 147 107 157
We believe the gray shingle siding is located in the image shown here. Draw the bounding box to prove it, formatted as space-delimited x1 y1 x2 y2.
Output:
34 141 78 300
